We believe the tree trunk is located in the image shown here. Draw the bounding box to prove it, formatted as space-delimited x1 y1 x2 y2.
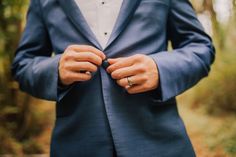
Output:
203 0 225 50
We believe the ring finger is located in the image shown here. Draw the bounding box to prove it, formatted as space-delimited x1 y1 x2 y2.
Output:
67 61 97 73
116 74 146 88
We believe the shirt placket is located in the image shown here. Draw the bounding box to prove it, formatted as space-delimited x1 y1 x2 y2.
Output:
98 0 111 48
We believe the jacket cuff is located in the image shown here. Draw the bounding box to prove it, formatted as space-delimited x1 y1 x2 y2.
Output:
149 52 177 102
57 80 75 102
56 56 75 102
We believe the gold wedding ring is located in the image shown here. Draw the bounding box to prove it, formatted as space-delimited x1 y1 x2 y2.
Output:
127 77 134 87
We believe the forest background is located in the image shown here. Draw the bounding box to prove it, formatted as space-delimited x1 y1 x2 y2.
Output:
0 0 236 156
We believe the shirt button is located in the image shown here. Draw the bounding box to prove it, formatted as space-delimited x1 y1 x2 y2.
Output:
104 32 108 35
101 1 105 5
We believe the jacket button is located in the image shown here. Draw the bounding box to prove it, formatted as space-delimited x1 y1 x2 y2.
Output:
102 59 110 69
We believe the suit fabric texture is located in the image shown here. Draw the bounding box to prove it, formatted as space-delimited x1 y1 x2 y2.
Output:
12 0 215 156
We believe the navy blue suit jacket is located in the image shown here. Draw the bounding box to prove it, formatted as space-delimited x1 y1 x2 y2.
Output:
12 0 215 156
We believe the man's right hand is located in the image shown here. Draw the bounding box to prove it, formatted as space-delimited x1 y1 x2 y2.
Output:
59 45 106 86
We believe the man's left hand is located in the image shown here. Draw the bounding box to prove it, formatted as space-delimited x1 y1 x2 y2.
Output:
107 54 159 94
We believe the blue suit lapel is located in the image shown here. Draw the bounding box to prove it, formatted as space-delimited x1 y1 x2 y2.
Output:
58 0 141 51
57 0 102 49
105 0 141 50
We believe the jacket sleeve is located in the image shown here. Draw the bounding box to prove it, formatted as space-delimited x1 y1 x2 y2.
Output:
12 0 61 101
149 0 215 102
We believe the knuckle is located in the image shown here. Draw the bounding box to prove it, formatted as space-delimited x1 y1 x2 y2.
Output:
59 66 65 74
143 83 150 90
63 62 70 69
111 73 116 79
134 54 144 61
111 72 119 79
108 67 113 73
85 54 93 61
64 52 73 61
88 45 94 49
61 53 67 61
137 64 146 73
83 61 90 66
142 74 148 81
115 72 122 79
97 58 103 65
109 66 115 72
63 72 70 80
87 53 102 65
88 46 95 52
91 65 98 72
67 45 75 50
116 73 120 79
58 61 64 69
120 63 125 68
81 62 89 69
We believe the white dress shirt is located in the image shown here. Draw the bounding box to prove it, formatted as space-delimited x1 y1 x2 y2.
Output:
74 0 123 49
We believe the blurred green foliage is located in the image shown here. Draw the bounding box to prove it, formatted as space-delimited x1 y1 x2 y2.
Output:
192 52 236 115
189 0 236 115
0 0 53 154
187 1 236 155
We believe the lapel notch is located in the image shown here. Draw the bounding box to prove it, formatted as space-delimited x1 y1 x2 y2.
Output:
57 0 141 51
57 0 102 49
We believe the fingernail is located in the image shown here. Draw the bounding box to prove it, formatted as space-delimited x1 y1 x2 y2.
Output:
85 71 91 75
103 54 106 60
125 86 131 89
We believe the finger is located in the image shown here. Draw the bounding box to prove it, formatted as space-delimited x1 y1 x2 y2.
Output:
107 57 135 73
108 54 144 65
73 51 103 66
66 62 98 72
62 71 92 85
116 75 146 87
69 71 92 82
67 45 106 60
107 58 124 64
111 65 141 80
125 84 147 94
